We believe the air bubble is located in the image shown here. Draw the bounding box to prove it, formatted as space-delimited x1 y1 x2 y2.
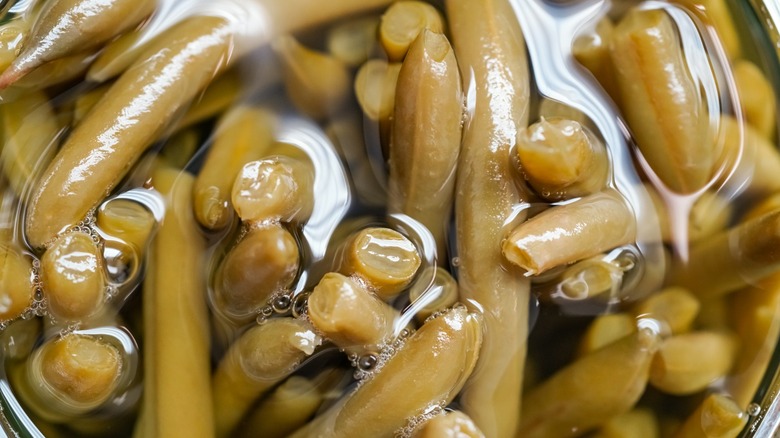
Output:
272 294 292 313
292 293 309 318
255 314 268 325
451 257 460 267
357 353 378 370
748 403 761 416
261 306 273 318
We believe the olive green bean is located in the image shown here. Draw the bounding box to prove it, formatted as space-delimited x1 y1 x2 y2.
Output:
669 208 780 297
408 266 459 321
275 35 351 120
212 318 321 438
0 243 34 322
355 59 402 122
610 8 711 193
215 224 299 321
175 70 243 131
518 330 659 438
140 166 213 438
237 375 324 438
733 60 776 140
231 154 314 224
412 411 486 438
593 408 659 438
379 1 444 62
194 106 275 230
672 0 741 59
308 272 399 352
0 0 155 88
327 17 380 67
632 287 700 335
578 313 637 356
716 115 780 198
515 117 609 201
73 83 111 125
674 393 746 438
0 317 40 361
41 232 106 322
1 90 60 195
388 29 462 257
503 190 636 275
339 227 421 300
292 306 482 438
649 331 737 395
572 18 618 99
96 199 156 255
446 0 532 434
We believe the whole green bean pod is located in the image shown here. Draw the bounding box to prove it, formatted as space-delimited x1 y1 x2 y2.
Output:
446 0 531 435
388 29 462 257
24 0 395 249
0 0 156 89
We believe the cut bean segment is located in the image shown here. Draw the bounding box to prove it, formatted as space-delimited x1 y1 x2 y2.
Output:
1 317 41 361
503 190 636 275
0 243 34 322
578 313 637 356
308 272 399 352
215 224 299 321
339 227 421 300
24 334 123 418
716 116 780 198
141 166 213 438
389 29 462 257
231 154 314 225
41 232 106 322
594 408 659 438
1 90 60 195
96 199 156 255
0 0 156 89
672 0 741 59
733 60 776 140
573 18 618 98
379 1 444 62
674 393 747 438
354 59 402 122
212 318 321 438
408 266 458 321
632 287 700 335
237 375 324 438
327 17 380 67
295 306 481 438
610 8 711 193
275 35 351 120
549 254 626 301
669 209 780 298
194 106 276 230
518 330 660 438
446 0 532 434
516 118 609 201
412 411 485 438
649 331 737 395
86 27 146 83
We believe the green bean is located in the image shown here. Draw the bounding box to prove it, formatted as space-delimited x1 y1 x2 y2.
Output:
41 231 106 322
0 0 156 89
593 408 659 438
86 27 146 83
230 154 314 225
354 59 402 122
379 1 444 61
446 0 531 434
674 393 747 438
0 317 40 361
632 287 700 335
339 227 421 300
610 8 711 193
308 272 399 353
140 165 213 438
215 224 300 321
96 199 156 255
212 318 321 438
275 35 351 120
0 243 34 322
733 60 776 140
407 266 459 321
388 29 462 257
503 190 636 275
327 16 380 67
716 115 780 198
1 90 61 195
412 411 486 438
649 331 737 395
237 375 324 438
159 129 200 169
669 208 780 298
174 70 243 131
672 0 741 59
577 313 637 356
193 106 276 230
518 330 660 438
292 306 482 438
546 254 626 301
572 18 618 99
516 117 608 201
73 83 111 125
